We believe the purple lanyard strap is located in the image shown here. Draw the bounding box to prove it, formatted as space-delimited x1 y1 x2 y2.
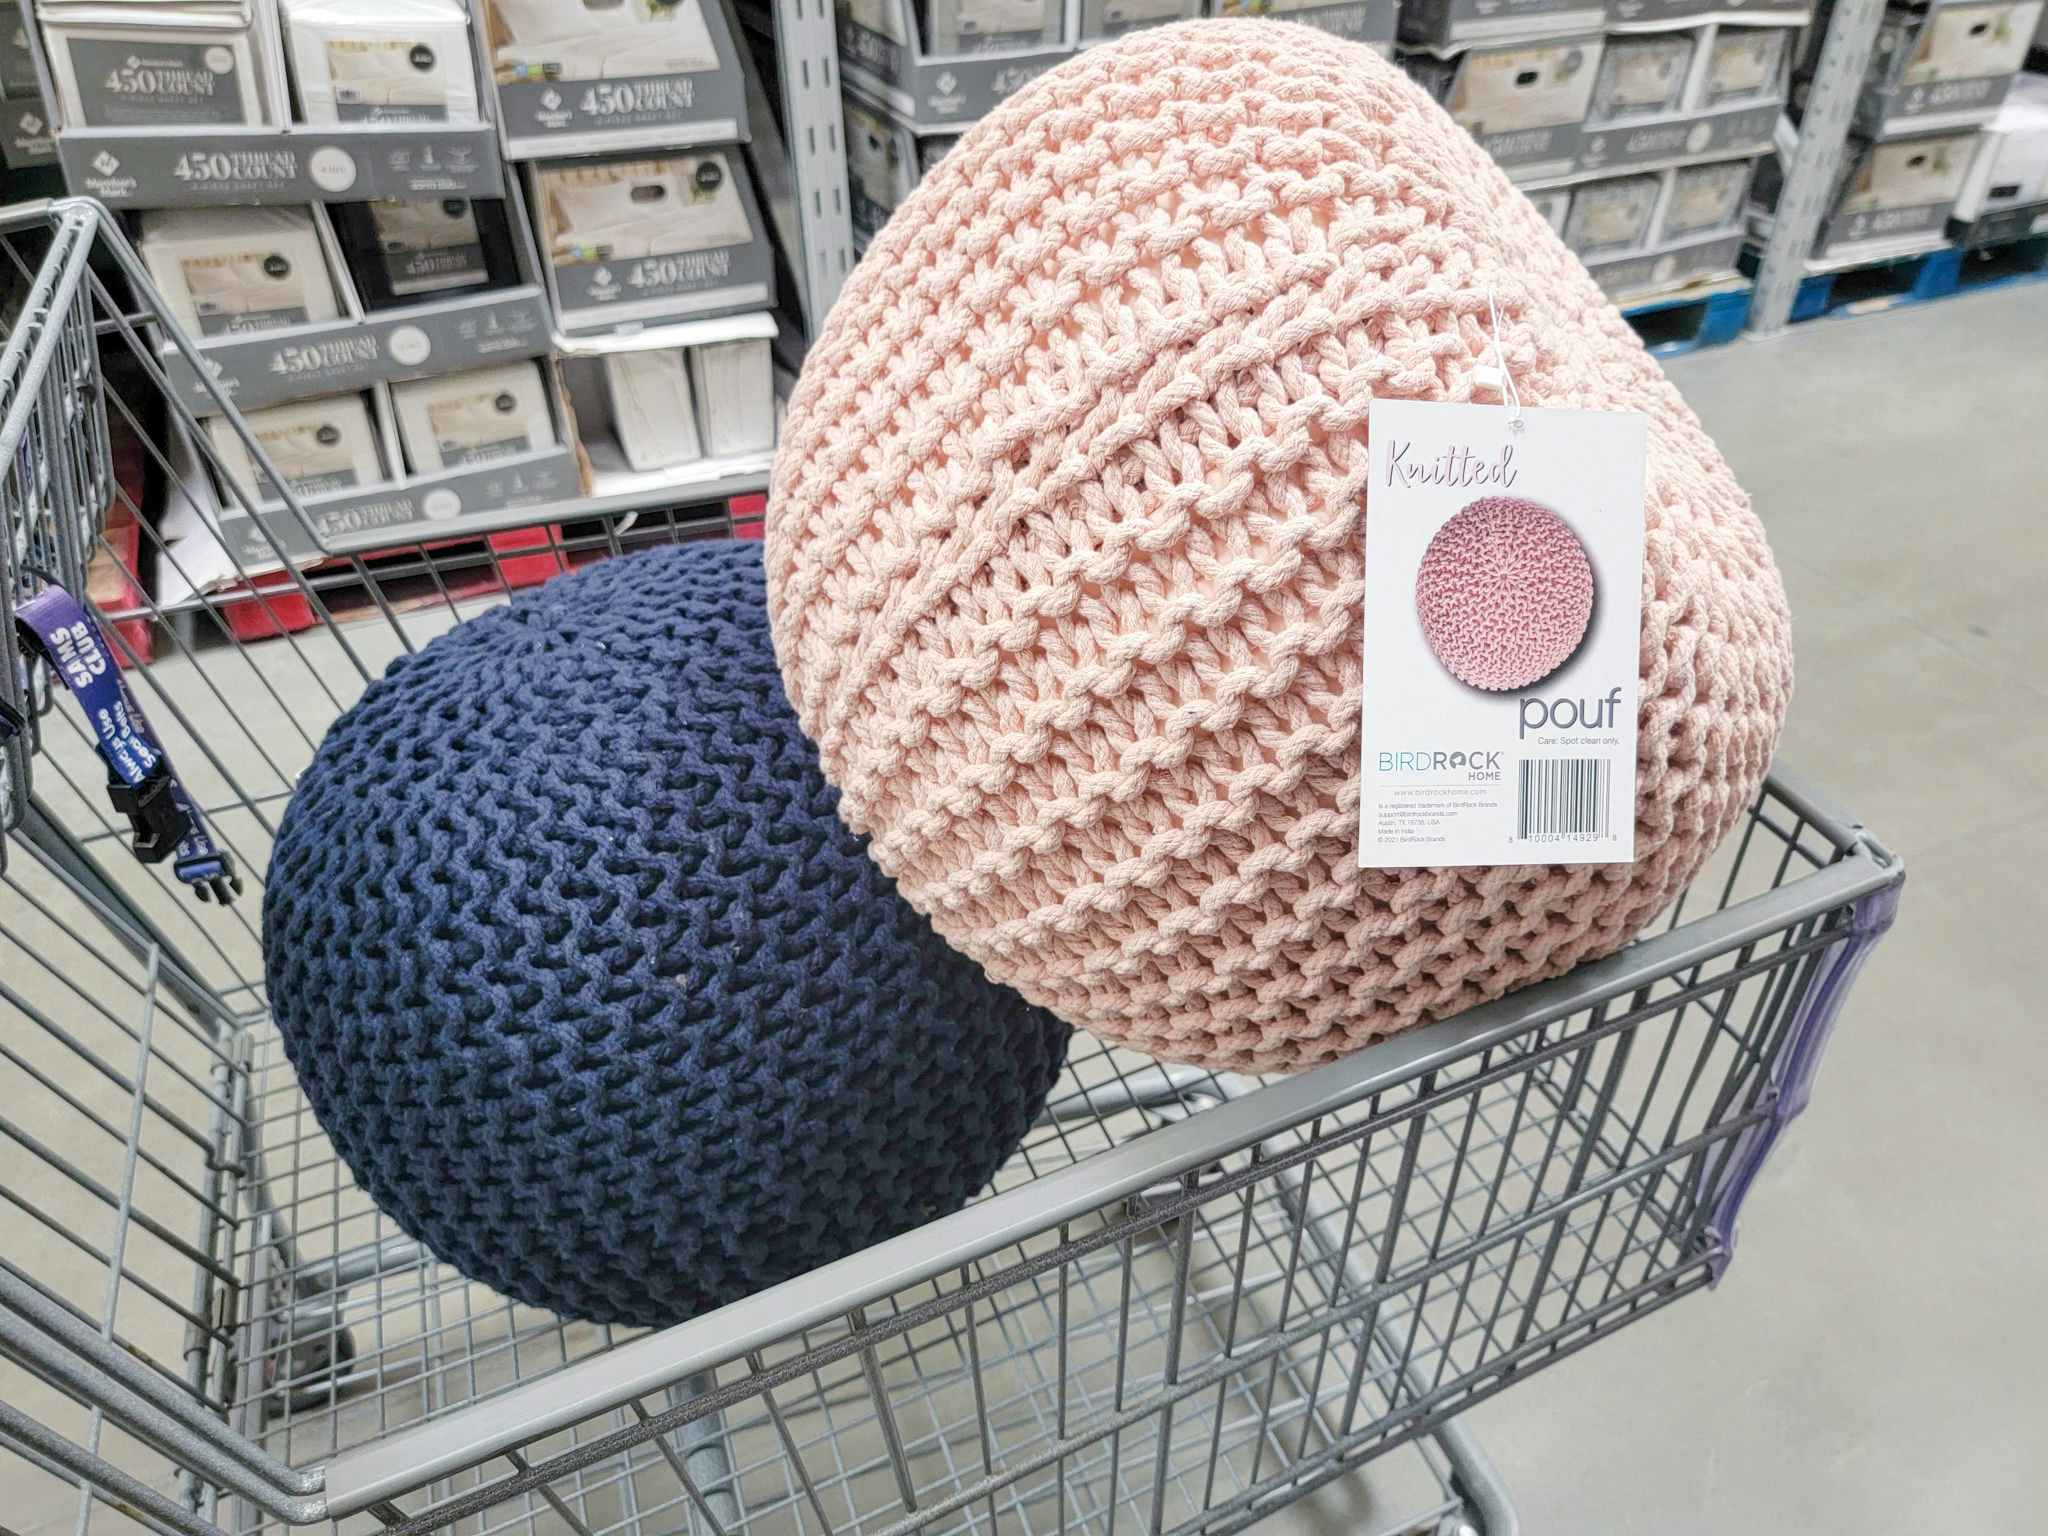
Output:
10 586 241 904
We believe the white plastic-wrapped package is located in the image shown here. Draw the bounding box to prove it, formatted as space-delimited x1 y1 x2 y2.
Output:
279 0 478 123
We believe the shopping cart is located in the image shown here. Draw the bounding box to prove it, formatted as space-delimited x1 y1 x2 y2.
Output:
1 196 1902 1536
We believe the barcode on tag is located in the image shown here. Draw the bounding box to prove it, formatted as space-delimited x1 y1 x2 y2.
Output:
1517 758 1612 842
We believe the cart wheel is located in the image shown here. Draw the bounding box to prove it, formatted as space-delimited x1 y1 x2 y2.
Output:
266 1325 358 1417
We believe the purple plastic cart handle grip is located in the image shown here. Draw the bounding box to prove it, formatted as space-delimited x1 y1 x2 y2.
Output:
1703 876 1902 1284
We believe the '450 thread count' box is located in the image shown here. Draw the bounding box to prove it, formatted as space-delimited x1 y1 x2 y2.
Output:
530 148 773 331
139 204 344 337
278 0 481 124
390 360 556 473
480 0 749 155
37 0 288 127
206 390 387 504
837 0 1072 129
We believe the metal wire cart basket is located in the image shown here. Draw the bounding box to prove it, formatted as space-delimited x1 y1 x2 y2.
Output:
2 198 1903 1536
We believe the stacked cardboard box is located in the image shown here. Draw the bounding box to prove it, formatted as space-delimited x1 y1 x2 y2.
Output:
839 0 1398 248
1404 0 1801 218
19 0 593 583
1555 155 1760 295
1950 69 2048 242
1759 0 2043 260
21 0 783 605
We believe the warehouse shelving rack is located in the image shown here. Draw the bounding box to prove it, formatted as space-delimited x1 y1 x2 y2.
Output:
0 0 856 613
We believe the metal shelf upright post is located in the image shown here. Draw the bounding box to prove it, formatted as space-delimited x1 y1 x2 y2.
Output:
749 0 857 337
1747 0 1892 334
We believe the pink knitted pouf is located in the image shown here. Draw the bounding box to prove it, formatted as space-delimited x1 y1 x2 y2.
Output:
1416 496 1595 691
768 20 1792 1073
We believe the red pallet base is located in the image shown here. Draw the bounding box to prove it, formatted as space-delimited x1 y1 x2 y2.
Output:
218 525 570 643
731 492 767 540
88 515 152 669
90 400 155 668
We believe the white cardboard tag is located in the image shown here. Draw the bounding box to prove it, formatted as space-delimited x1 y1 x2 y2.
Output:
1359 400 1647 869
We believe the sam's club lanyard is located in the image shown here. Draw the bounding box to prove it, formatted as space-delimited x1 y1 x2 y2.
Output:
10 586 241 904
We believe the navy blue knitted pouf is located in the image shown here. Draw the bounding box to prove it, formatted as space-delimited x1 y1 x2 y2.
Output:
263 541 1072 1327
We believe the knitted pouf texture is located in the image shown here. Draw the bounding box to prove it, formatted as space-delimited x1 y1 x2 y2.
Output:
263 541 1071 1327
1416 497 1595 691
767 20 1793 1073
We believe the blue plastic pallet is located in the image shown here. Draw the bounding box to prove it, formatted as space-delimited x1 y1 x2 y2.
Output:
1738 232 2048 325
1619 283 1752 358
1950 232 2048 299
1789 246 1962 321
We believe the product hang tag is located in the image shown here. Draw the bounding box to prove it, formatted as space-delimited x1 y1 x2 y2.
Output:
1359 399 1648 869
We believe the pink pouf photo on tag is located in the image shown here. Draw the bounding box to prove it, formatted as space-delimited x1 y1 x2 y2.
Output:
1415 495 1596 691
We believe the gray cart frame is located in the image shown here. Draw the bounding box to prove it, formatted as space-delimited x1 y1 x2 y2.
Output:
1 198 1901 1536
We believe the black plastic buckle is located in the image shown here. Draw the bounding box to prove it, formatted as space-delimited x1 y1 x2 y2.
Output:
107 767 191 865
176 847 244 906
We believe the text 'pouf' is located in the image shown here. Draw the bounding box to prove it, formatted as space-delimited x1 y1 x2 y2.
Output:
264 541 1072 1328
769 20 1793 1073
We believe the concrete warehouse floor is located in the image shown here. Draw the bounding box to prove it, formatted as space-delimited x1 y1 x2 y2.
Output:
1 283 2042 1536
1384 282 2048 1534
